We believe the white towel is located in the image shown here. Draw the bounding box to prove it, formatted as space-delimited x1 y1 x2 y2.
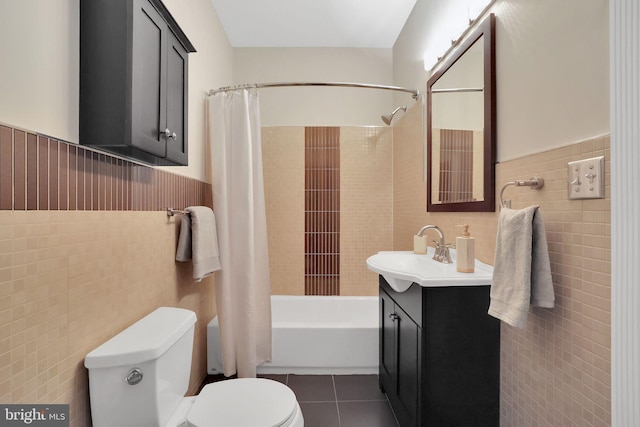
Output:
488 206 554 328
175 206 221 282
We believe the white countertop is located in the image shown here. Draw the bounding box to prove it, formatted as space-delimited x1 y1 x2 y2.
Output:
366 248 494 292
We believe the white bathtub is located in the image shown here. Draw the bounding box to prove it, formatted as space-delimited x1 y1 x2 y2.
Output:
207 295 379 375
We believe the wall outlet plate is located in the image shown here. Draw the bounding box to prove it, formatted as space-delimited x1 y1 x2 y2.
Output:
567 156 605 200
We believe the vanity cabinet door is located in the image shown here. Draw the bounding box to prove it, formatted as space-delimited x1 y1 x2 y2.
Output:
394 304 420 427
379 287 420 427
379 289 396 393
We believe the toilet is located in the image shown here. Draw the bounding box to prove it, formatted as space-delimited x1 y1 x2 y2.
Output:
84 307 304 427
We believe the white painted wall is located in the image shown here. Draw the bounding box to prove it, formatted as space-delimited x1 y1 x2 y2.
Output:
0 0 609 175
0 0 233 182
394 0 610 161
233 48 399 126
0 0 80 144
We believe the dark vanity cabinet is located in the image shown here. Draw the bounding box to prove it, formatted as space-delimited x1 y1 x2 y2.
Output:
379 276 500 427
80 0 196 166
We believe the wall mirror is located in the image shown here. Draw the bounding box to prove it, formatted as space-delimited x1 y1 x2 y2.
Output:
427 14 495 212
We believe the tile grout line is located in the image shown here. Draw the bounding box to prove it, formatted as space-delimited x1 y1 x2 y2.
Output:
332 375 342 427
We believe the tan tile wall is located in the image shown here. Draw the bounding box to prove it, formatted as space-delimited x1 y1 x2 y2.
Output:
0 211 216 427
393 103 611 425
0 124 216 427
262 127 305 295
262 126 392 296
498 137 611 426
340 127 393 296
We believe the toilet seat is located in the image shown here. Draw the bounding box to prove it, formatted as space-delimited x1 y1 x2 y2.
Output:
186 378 300 427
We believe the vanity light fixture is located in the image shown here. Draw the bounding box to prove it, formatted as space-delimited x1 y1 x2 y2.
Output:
423 0 494 72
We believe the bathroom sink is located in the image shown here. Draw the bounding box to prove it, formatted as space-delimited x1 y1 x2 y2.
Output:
366 248 494 292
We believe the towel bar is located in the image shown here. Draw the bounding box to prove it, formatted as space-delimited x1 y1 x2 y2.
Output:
166 207 187 217
499 177 544 209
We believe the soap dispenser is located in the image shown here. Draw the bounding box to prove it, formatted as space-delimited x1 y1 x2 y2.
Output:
456 224 475 273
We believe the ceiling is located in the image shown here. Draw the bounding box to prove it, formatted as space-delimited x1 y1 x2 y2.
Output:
209 0 418 48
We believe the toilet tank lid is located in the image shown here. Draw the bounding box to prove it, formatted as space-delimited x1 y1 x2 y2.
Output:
84 307 197 369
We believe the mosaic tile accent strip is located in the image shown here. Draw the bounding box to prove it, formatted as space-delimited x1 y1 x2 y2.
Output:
305 127 340 296
0 124 211 212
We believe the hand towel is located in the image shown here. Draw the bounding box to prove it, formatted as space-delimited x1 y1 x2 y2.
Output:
175 206 221 282
488 206 554 328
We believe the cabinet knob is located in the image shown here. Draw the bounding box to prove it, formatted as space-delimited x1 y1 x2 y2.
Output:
389 313 399 321
162 128 178 140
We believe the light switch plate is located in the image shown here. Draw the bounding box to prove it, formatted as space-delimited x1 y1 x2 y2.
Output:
567 156 605 200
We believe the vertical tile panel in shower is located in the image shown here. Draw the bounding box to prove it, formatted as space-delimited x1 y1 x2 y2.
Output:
305 127 340 296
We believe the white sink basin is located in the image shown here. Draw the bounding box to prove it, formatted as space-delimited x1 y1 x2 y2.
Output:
366 248 494 292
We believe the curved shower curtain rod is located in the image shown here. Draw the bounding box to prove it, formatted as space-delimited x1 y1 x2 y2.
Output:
208 81 421 100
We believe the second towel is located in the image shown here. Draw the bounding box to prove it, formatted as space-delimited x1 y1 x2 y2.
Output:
176 206 221 282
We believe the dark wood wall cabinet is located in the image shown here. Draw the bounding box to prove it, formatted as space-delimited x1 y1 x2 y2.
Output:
379 276 500 427
80 0 196 166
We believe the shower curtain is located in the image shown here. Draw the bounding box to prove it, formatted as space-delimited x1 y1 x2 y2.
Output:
208 89 272 378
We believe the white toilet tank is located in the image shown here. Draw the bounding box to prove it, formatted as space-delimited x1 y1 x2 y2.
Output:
84 307 197 427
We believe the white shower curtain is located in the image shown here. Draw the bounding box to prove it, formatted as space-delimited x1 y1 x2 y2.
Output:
208 89 272 378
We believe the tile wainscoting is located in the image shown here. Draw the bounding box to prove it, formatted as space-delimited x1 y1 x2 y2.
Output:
0 123 216 427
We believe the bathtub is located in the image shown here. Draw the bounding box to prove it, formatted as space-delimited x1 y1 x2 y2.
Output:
207 295 379 375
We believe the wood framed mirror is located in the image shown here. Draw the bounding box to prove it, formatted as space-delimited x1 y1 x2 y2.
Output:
427 14 496 212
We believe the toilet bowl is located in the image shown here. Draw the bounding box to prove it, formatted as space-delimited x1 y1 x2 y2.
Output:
84 307 303 427
168 378 303 427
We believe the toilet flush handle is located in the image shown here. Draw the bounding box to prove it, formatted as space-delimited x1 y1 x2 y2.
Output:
126 367 144 385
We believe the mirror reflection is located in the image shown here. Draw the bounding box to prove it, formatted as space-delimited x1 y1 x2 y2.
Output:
427 14 495 212
431 37 484 204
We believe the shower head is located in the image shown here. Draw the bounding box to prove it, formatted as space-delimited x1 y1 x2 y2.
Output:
381 105 407 125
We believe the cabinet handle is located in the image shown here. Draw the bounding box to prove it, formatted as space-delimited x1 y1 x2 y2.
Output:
161 128 178 140
389 313 399 321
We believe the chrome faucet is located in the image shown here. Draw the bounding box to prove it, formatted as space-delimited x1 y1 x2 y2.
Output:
416 225 453 264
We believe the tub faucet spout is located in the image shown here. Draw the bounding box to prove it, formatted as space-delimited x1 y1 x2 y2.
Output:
416 225 452 264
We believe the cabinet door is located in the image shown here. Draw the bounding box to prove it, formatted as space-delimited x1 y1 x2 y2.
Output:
132 0 167 157
380 288 420 427
379 290 396 393
165 31 188 164
395 305 420 427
